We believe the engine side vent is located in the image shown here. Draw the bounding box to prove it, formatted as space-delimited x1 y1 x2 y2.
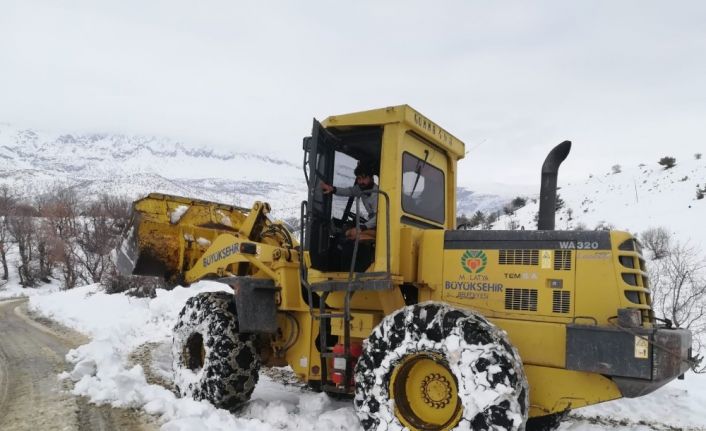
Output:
505 288 538 311
499 250 539 266
554 250 572 270
552 290 571 313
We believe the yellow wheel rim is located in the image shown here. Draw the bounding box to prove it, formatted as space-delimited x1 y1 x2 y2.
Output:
390 353 462 431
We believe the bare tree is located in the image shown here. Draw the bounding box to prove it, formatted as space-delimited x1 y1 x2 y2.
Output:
98 194 131 232
0 185 15 281
7 202 39 287
75 212 116 284
649 241 706 358
641 227 671 260
41 186 79 239
46 227 80 289
75 195 131 284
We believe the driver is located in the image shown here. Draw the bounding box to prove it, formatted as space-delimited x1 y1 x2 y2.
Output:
320 163 377 241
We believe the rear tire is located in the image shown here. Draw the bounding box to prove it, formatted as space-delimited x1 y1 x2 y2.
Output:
172 291 259 410
354 302 528 431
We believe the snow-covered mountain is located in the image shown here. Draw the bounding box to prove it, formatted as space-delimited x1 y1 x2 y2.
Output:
0 124 308 219
0 123 511 219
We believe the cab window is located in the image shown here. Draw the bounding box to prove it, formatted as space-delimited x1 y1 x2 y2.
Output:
331 151 359 219
401 152 445 224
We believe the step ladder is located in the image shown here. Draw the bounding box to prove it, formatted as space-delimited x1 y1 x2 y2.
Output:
299 191 392 394
309 273 393 394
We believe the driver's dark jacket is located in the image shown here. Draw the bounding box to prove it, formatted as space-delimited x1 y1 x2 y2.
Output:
334 184 378 230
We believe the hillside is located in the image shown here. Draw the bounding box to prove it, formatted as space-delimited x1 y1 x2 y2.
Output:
494 156 706 246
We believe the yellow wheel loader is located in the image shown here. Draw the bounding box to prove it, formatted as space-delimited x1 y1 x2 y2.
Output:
117 105 695 430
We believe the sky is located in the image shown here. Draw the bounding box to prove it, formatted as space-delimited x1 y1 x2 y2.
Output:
1 0 705 190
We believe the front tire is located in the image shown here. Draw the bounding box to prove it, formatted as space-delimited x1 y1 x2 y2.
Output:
354 302 528 431
172 291 259 410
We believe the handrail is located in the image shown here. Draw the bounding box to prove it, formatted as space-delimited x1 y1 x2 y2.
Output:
299 200 316 315
349 188 392 282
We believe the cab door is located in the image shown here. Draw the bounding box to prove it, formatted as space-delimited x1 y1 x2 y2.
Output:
303 119 337 270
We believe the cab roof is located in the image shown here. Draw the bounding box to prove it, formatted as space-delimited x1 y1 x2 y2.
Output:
322 105 465 160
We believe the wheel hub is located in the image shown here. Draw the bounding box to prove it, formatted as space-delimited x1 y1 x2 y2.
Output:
420 373 452 409
390 353 462 431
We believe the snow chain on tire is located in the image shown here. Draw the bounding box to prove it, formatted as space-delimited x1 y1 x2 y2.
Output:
172 291 260 410
354 302 529 431
525 409 570 431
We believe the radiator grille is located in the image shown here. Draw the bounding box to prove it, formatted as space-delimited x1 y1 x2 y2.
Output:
554 250 572 270
499 250 539 266
505 288 538 311
552 290 571 313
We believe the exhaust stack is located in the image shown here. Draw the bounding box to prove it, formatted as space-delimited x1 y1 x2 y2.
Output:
538 141 571 230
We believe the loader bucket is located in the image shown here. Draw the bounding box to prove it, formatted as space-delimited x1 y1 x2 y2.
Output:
114 193 250 283
115 211 170 277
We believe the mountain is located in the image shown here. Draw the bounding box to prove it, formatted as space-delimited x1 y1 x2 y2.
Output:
0 124 307 219
0 123 511 219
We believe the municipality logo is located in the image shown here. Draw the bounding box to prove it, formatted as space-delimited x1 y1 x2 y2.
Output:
461 250 487 273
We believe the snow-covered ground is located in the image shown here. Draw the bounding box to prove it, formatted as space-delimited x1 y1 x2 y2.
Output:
1 281 700 430
18 282 359 431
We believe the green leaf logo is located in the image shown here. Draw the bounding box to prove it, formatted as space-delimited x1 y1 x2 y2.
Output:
461 250 487 273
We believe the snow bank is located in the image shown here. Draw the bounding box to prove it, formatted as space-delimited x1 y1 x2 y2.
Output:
0 277 62 300
27 282 362 430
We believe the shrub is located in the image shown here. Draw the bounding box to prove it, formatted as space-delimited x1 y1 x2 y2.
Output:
658 156 677 169
102 271 166 298
640 227 671 259
511 196 527 209
696 153 702 160
611 164 622 174
594 221 614 231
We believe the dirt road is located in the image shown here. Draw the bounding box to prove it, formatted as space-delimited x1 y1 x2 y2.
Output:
0 298 158 431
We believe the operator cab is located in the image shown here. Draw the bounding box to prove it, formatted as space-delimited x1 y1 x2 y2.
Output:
303 120 383 272
302 105 465 282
